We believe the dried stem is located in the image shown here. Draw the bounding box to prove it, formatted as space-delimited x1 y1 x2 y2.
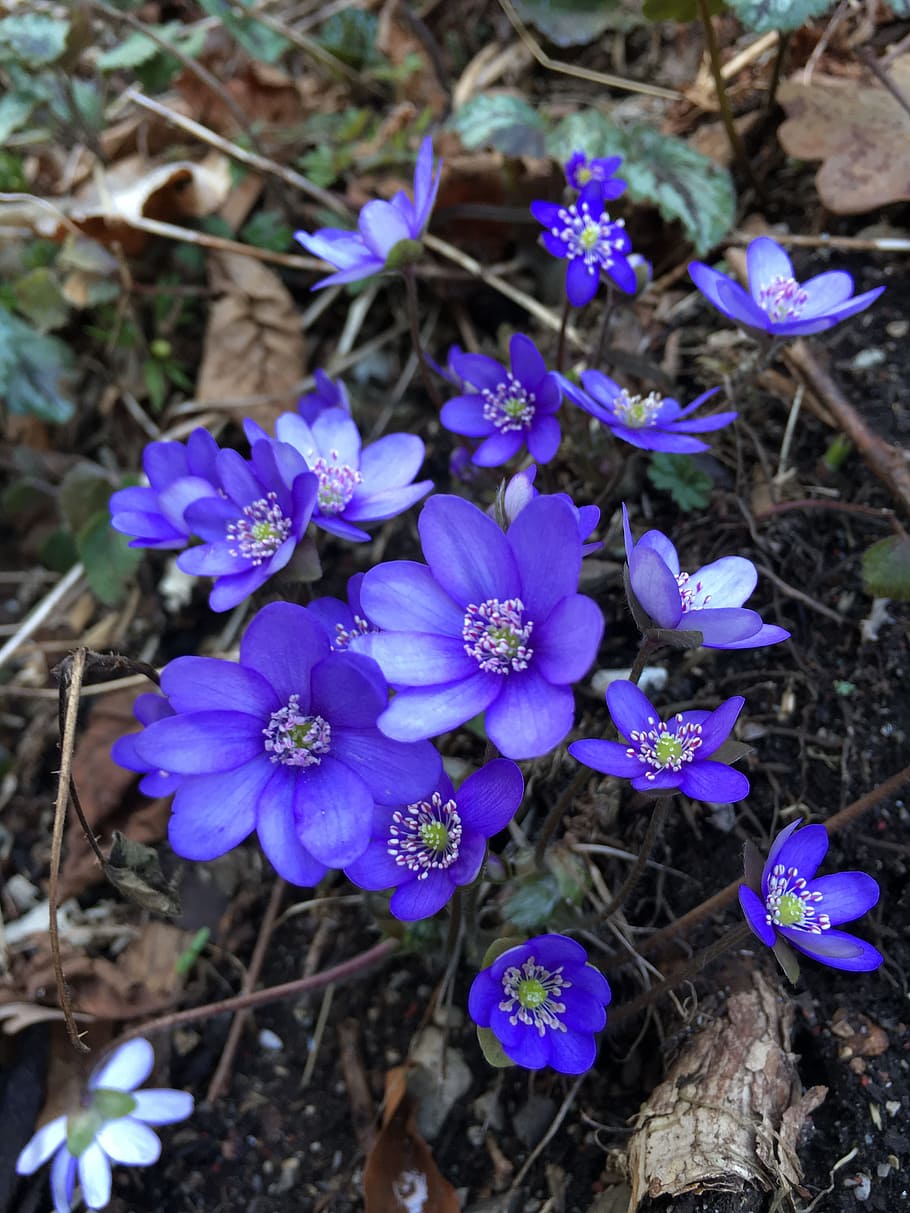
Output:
601 797 671 920
403 269 445 411
556 295 571 373
694 0 762 196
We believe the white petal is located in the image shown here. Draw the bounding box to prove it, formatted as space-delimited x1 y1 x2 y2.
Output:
78 1141 111 1210
90 1038 154 1092
16 1114 68 1174
97 1118 161 1165
131 1088 194 1125
50 1148 77 1213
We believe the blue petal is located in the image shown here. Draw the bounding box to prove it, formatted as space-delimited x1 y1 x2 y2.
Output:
739 884 775 946
377 674 501 742
806 872 880 925
134 711 263 774
168 759 272 858
507 495 581 622
361 560 464 636
629 546 682 628
309 651 386 725
696 695 745 756
456 758 524 836
256 769 327 886
390 871 455 920
768 823 828 891
566 258 598 307
485 667 574 759
369 632 475 686
569 738 643 777
746 237 794 300
779 926 883 972
533 594 604 685
546 1028 598 1075
345 837 402 890
419 495 520 606
679 760 749 803
294 757 372 867
330 729 440 806
239 602 330 705
605 680 657 741
160 656 278 718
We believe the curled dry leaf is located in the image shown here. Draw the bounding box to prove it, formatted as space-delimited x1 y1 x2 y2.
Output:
363 1066 460 1213
628 970 826 1206
777 57 910 213
195 251 307 429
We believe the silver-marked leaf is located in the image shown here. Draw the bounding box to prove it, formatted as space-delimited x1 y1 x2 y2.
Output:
511 0 635 44
0 13 69 66
727 0 831 32
451 93 547 156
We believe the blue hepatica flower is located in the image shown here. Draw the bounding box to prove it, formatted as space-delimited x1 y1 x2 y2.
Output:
345 759 524 920
131 603 440 880
560 370 736 454
16 1037 192 1213
564 150 626 200
296 135 442 289
361 494 605 760
297 368 351 424
308 572 378 656
739 820 883 973
111 692 179 797
531 181 635 307
689 236 885 340
622 504 790 650
469 934 611 1074
244 408 432 543
175 439 318 612
497 465 601 556
570 680 749 802
109 428 221 550
441 334 563 466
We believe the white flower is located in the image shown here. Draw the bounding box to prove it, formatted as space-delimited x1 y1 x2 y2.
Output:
16 1037 193 1212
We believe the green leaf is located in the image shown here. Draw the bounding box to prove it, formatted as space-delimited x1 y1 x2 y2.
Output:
862 534 910 600
0 306 75 423
143 358 168 411
643 0 726 21
647 452 714 510
0 14 69 66
502 873 562 929
59 464 117 535
0 150 27 191
96 28 164 71
298 146 341 189
477 1026 514 1068
511 0 633 44
240 209 294 252
726 0 830 31
13 268 68 332
0 92 36 142
196 0 289 63
318 9 379 68
77 512 144 606
451 93 547 156
40 528 79 573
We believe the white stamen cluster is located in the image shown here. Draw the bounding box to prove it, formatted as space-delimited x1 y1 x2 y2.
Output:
627 714 703 779
499 956 569 1037
263 695 331 767
312 449 363 515
759 275 809 322
550 201 626 269
482 374 536 433
764 864 831 933
226 493 292 564
463 597 534 674
387 792 463 878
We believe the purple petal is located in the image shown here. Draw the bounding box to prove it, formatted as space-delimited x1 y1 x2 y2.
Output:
566 258 599 307
447 827 488 884
256 770 328 886
526 415 561 463
561 987 608 1033
694 696 745 756
629 547 682 628
634 526 680 575
544 1028 598 1075
345 837 403 889
530 199 564 227
746 237 794 301
377 674 501 742
533 594 604 684
177 542 249 578
489 1006 550 1068
509 333 546 386
780 926 883 972
358 199 411 258
807 871 880 925
450 352 507 392
688 556 756 608
456 759 524 836
569 738 645 777
130 1089 194 1125
309 652 386 726
79 1143 112 1210
369 632 475 686
310 408 362 468
419 495 520 606
239 602 329 704
358 433 425 491
390 871 455 920
507 495 581 622
715 623 790 650
679 760 749 802
160 657 278 718
217 448 262 508
485 667 575 759
441 394 491 437
330 730 440 806
768 824 828 891
208 560 283 613
16 1116 67 1173
687 607 763 645
605 681 657 741
739 885 775 946
50 1150 76 1210
663 411 737 434
134 712 263 774
90 1038 153 1091
361 561 464 636
294 757 372 867
96 1119 161 1165
168 759 272 858
472 430 525 467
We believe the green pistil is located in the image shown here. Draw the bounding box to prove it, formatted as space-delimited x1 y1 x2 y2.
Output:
775 892 805 927
420 820 449 853
517 978 547 1008
252 521 278 543
580 225 600 250
503 396 526 418
577 166 593 183
654 734 683 768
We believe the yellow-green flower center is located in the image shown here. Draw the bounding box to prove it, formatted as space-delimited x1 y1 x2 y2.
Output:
775 891 806 926
517 978 547 1008
654 734 683 768
420 820 449 853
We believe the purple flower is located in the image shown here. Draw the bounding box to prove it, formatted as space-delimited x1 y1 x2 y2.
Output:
570 680 749 801
361 494 605 759
530 182 636 307
621 504 790 650
564 151 626 200
739 820 883 973
175 439 318 612
131 603 441 880
298 368 351 424
560 370 736 453
16 1037 192 1213
308 573 378 656
111 693 180 797
109 428 221 550
495 466 601 556
468 934 611 1074
689 236 885 339
296 136 442 289
441 334 562 466
345 759 523 920
244 408 432 543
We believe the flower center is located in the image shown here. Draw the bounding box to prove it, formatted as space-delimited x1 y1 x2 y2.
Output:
613 389 663 429
499 957 570 1036
263 695 331 767
764 864 830 933
226 493 292 564
387 791 463 878
482 374 536 433
332 614 375 650
577 165 593 184
311 450 363 515
627 713 703 779
675 570 711 613
463 597 534 674
758 275 809 322
551 202 626 268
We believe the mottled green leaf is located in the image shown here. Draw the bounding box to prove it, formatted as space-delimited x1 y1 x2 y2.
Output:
512 0 635 43
0 92 36 142
196 0 289 63
862 534 910 601
0 14 69 66
59 464 117 535
727 0 830 31
97 28 164 71
0 306 75 423
647 452 714 510
318 9 379 68
13 268 68 332
77 512 144 606
452 93 547 156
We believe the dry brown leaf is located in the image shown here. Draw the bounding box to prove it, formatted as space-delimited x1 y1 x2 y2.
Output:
777 57 910 213
195 251 306 427
377 0 448 116
363 1066 460 1213
175 59 304 134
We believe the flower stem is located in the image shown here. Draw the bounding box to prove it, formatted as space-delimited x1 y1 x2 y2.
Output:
600 796 671 920
592 284 614 369
609 920 754 1027
403 269 444 411
695 0 763 197
556 294 571 373
628 634 664 685
765 31 791 112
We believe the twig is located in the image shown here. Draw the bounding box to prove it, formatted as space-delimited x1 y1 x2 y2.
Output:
695 0 763 196
784 340 910 518
50 649 90 1053
0 562 85 673
729 230 910 253
754 561 846 626
858 47 910 120
755 497 902 535
206 877 286 1102
510 1074 586 1190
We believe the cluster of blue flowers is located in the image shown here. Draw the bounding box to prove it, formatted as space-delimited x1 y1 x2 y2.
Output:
21 132 887 1213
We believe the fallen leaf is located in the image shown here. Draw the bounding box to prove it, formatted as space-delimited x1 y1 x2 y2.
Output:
195 251 306 428
175 58 304 134
777 57 910 213
377 0 448 116
363 1066 460 1213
